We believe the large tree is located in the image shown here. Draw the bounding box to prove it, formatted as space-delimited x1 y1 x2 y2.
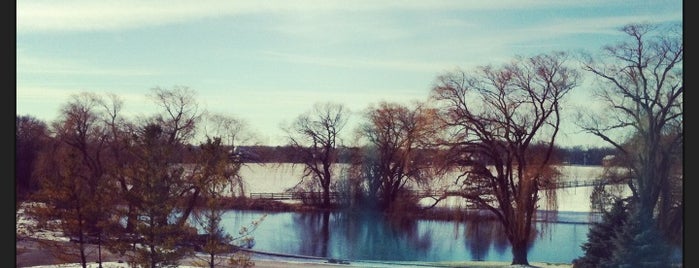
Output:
189 137 251 268
30 92 116 268
577 22 683 264
104 87 212 234
284 102 349 208
94 92 188 264
431 51 578 265
96 92 141 240
118 123 198 268
105 86 205 267
358 101 440 211
181 114 255 266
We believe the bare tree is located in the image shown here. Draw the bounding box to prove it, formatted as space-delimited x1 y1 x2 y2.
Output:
431 51 578 265
174 113 252 227
577 23 683 250
203 113 257 148
358 101 441 211
149 86 201 145
30 92 116 268
118 123 198 268
199 113 256 197
146 86 209 227
105 87 203 267
97 93 141 239
284 102 349 208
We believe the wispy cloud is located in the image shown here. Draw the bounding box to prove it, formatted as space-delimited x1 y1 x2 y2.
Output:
261 51 460 73
18 1 243 33
17 86 147 104
17 0 615 33
17 53 160 77
524 13 684 37
16 86 75 101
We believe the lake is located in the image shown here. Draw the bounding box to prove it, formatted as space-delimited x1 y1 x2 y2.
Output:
207 164 624 264
216 209 594 264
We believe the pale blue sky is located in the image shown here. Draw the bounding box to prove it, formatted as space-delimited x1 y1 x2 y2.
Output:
16 0 683 147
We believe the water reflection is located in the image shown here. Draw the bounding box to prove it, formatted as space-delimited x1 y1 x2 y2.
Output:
292 212 330 257
348 212 432 261
293 211 434 260
219 210 591 263
461 217 509 260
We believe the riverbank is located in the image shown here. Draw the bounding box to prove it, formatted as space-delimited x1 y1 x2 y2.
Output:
16 237 572 268
16 201 586 267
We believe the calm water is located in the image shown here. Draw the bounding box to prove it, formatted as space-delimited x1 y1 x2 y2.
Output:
213 209 594 264
205 164 612 264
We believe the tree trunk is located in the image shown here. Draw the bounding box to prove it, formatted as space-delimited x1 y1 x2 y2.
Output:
323 167 332 207
98 236 103 268
177 188 200 226
79 242 87 268
77 210 88 268
511 239 530 265
150 244 157 268
323 184 331 208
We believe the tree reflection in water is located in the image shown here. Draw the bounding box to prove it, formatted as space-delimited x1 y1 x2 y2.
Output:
224 209 589 263
291 211 330 257
292 211 433 261
291 210 543 261
461 215 510 260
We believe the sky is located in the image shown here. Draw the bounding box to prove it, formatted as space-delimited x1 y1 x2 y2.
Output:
16 0 683 147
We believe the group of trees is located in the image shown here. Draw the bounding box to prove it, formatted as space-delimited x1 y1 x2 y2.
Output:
17 87 262 268
17 22 681 267
276 22 683 266
281 51 577 265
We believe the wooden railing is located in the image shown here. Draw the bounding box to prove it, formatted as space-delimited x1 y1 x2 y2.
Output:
248 178 628 200
249 192 296 200
544 177 628 189
249 191 344 200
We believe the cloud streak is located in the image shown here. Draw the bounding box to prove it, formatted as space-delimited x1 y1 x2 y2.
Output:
18 0 632 33
261 51 460 73
17 54 161 77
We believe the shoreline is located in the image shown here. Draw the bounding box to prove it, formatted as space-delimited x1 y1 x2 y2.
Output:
16 236 573 268
16 201 583 268
20 260 573 268
16 205 582 268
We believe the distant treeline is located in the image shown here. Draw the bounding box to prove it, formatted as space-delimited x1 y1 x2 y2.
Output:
228 145 616 166
557 146 617 166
